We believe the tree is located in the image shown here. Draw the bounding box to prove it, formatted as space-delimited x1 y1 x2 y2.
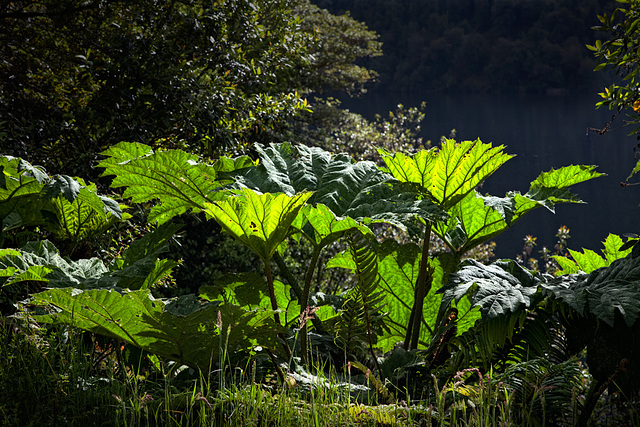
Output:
0 0 381 177
590 0 640 183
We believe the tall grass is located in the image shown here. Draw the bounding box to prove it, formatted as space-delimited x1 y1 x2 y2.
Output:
2 313 640 426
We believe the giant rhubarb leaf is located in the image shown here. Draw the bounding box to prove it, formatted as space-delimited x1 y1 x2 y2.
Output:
380 139 513 210
203 189 312 262
45 179 123 240
442 259 543 319
544 253 640 327
0 240 108 289
0 156 122 237
552 234 632 275
445 251 640 328
232 142 446 229
433 164 604 255
33 289 282 369
0 225 179 291
296 203 370 248
328 240 478 352
0 157 49 230
99 142 255 224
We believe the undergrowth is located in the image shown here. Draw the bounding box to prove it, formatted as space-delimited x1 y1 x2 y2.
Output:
2 314 640 426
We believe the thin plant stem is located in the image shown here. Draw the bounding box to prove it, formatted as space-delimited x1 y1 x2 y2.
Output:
406 223 433 350
300 245 321 365
264 259 291 358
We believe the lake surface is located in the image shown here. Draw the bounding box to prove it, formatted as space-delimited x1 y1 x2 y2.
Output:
339 92 639 259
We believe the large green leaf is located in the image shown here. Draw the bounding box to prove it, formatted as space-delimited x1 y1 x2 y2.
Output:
435 192 510 253
445 248 640 328
0 226 179 291
0 158 48 223
380 139 513 209
33 289 282 369
373 240 425 351
296 203 369 248
203 189 312 261
0 156 122 237
200 272 268 307
201 273 336 327
443 259 543 319
0 240 108 289
99 142 255 224
434 164 604 255
233 142 447 229
329 239 478 352
45 181 123 240
545 254 640 327
112 222 182 270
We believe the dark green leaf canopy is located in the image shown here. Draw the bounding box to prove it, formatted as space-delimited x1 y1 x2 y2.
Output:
233 142 447 230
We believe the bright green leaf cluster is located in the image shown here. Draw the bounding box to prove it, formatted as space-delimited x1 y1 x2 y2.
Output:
204 190 312 262
0 156 123 240
552 233 633 275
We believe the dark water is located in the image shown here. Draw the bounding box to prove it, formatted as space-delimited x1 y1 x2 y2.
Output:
339 93 639 259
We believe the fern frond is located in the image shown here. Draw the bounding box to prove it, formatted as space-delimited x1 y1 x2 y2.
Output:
336 230 387 370
499 357 583 425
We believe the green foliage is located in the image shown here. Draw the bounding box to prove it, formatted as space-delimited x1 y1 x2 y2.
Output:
435 164 604 255
380 140 603 257
0 0 381 177
334 231 386 365
380 139 513 211
553 233 634 274
498 358 585 425
294 2 382 95
444 232 640 382
444 259 542 320
0 140 604 408
331 240 478 353
99 142 254 224
0 240 106 290
546 252 640 328
0 155 123 242
374 139 602 351
234 142 447 230
34 289 281 369
297 203 369 248
0 224 180 296
204 190 312 263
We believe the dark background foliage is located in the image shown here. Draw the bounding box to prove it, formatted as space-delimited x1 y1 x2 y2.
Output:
317 0 614 94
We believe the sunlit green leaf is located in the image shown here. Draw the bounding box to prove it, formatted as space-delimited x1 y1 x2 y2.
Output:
434 164 604 255
200 272 267 307
380 139 513 209
329 239 476 352
552 233 633 275
0 156 122 237
297 203 369 247
99 142 245 224
627 157 640 179
203 190 312 261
